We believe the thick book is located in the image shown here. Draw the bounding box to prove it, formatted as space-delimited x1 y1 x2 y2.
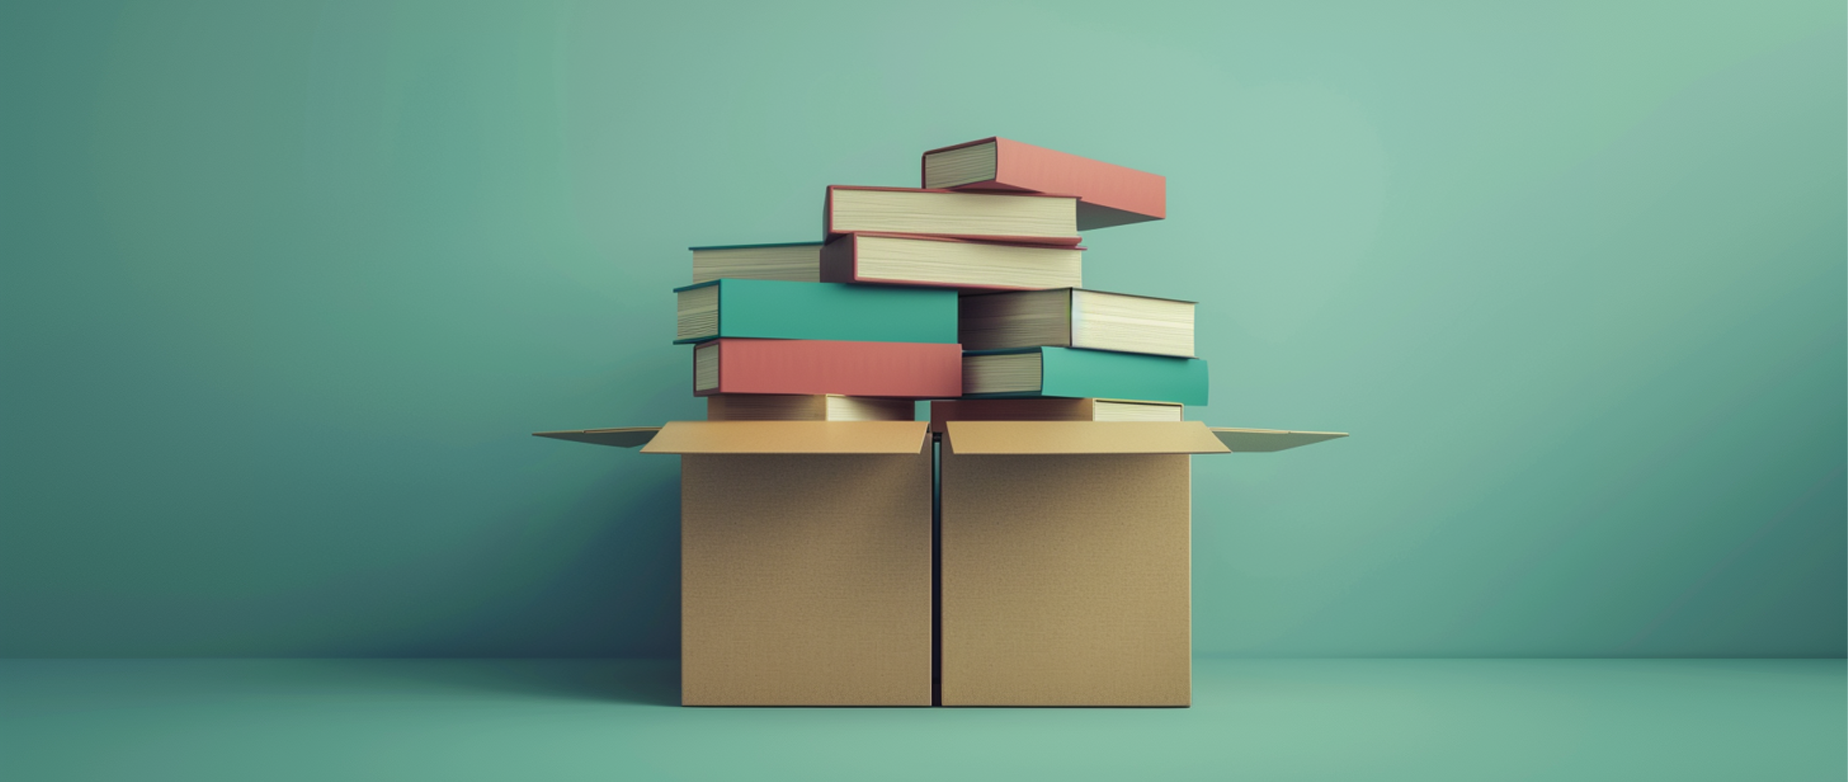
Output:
921 137 1165 230
674 279 957 345
690 242 822 283
708 394 916 422
961 347 1207 406
694 338 962 398
960 288 1194 357
819 232 1082 291
929 398 1181 432
824 186 1080 245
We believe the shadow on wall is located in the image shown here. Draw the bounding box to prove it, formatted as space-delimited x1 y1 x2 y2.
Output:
367 464 684 659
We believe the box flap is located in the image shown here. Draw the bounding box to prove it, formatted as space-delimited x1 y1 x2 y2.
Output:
1209 428 1349 452
640 421 930 454
531 426 662 448
943 421 1231 455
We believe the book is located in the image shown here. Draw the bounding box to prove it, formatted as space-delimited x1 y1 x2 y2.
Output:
819 232 1082 291
959 288 1194 357
694 338 962 398
707 394 916 422
690 242 822 283
929 398 1182 432
961 347 1207 405
824 186 1080 244
921 137 1165 230
674 279 957 345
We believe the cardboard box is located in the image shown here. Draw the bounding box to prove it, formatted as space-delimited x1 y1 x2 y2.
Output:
937 421 1226 707
534 420 1344 707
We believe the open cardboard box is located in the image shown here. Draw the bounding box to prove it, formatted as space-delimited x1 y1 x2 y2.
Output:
534 420 1345 706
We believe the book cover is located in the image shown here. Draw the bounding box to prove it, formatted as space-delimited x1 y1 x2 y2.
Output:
961 346 1208 406
921 137 1166 230
694 338 962 398
674 279 957 344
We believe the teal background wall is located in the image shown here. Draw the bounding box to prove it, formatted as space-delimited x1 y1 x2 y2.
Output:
2 0 1841 658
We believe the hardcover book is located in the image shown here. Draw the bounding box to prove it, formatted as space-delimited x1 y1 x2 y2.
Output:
674 279 957 344
961 346 1207 406
921 137 1165 230
824 186 1080 244
690 242 822 283
694 338 962 398
959 288 1194 357
819 232 1082 291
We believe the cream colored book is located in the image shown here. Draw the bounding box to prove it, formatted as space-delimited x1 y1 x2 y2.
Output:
960 288 1195 358
705 394 916 422
929 398 1182 432
690 242 822 284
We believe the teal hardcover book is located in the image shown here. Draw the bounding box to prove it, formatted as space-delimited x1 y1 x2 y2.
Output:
673 279 958 345
961 346 1208 405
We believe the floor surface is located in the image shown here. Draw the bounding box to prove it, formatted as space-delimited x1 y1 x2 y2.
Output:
2 658 1841 781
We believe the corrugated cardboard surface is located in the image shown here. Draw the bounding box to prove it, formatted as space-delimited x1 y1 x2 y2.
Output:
939 451 1192 706
944 421 1228 455
682 453 932 706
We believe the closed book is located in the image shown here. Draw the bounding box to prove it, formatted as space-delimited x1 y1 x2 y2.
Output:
674 279 957 345
694 339 962 398
921 137 1165 230
960 288 1194 357
708 394 916 422
961 347 1207 406
690 242 821 283
929 398 1182 432
819 233 1083 291
824 186 1080 245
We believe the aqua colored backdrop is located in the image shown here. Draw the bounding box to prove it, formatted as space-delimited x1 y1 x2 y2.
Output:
2 1 1841 657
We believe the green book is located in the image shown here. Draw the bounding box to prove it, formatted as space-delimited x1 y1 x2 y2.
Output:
674 279 958 345
961 347 1208 406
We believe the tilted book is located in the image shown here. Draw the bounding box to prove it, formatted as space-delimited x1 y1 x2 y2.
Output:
961 347 1207 406
819 232 1082 291
674 279 957 345
824 186 1080 245
694 338 962 398
921 137 1165 230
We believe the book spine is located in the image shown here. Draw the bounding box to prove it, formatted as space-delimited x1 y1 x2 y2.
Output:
817 234 858 284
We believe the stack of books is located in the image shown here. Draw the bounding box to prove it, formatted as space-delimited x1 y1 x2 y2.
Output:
681 136 1201 424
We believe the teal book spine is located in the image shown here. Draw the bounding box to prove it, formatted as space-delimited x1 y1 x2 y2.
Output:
968 346 1209 406
673 279 958 344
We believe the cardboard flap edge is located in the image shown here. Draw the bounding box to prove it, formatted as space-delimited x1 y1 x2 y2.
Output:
532 427 662 448
943 421 1231 454
1208 427 1350 452
641 421 930 454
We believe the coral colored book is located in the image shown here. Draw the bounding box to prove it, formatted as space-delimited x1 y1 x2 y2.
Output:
819 232 1083 291
921 138 1166 230
693 338 962 398
824 186 1081 245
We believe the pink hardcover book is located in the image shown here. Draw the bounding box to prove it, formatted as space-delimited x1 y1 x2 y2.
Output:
921 137 1165 230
